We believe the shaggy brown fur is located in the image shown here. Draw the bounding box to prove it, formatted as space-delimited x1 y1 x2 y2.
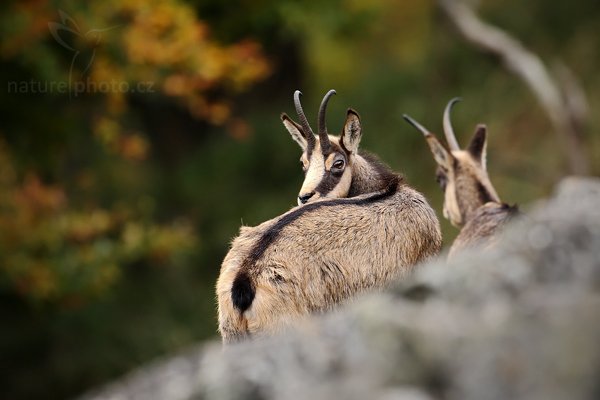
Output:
217 177 442 343
404 98 518 259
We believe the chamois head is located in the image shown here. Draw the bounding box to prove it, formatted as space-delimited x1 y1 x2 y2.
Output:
281 90 363 205
403 98 500 227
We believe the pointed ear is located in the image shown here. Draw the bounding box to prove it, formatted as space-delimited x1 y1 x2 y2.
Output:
467 124 487 167
425 134 453 169
341 109 362 154
281 113 307 150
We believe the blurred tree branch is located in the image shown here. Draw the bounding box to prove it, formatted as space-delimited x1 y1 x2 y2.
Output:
438 0 590 175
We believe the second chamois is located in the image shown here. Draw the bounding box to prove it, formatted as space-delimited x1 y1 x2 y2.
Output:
404 98 518 259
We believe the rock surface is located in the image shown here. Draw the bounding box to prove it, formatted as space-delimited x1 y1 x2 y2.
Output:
79 177 600 400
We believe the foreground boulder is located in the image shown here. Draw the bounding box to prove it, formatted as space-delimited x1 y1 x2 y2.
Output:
80 177 600 400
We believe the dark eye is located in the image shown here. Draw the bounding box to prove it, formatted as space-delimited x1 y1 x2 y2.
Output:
435 171 447 191
332 160 345 169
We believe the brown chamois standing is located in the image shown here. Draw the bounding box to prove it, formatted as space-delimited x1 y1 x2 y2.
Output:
216 93 442 343
403 98 518 259
282 90 397 205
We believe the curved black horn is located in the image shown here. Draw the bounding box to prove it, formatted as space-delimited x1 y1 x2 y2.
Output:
402 114 432 137
317 89 336 153
443 97 462 151
294 90 316 148
318 90 336 133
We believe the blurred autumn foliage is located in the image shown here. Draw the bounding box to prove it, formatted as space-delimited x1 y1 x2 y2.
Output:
0 0 271 308
0 139 195 304
1 0 599 399
0 0 273 398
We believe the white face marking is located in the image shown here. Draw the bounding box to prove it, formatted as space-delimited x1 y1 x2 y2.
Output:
443 179 463 227
442 150 500 227
296 137 350 205
298 151 325 205
326 168 352 199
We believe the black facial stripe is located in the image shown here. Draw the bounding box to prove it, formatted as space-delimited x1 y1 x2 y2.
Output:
435 168 447 191
233 176 401 305
314 145 347 196
315 170 343 196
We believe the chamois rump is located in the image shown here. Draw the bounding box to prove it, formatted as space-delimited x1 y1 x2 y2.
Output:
216 91 442 343
282 90 398 204
403 98 518 259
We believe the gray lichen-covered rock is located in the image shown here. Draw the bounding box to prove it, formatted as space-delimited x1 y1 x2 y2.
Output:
79 177 600 400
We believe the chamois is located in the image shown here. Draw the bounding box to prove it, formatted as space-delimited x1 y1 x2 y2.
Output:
217 96 443 343
282 90 397 204
403 98 518 259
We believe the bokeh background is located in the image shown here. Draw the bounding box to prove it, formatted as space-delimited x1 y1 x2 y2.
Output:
1 0 598 399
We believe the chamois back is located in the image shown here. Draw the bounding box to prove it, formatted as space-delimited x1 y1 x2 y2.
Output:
217 177 442 342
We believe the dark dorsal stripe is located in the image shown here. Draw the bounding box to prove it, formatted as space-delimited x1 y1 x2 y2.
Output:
230 176 401 312
500 203 520 219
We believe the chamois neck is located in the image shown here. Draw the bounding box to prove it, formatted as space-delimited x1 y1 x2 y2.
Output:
462 199 503 225
347 152 400 197
457 177 502 226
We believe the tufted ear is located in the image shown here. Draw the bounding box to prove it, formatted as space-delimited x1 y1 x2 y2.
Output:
341 109 362 154
467 124 488 168
281 113 308 150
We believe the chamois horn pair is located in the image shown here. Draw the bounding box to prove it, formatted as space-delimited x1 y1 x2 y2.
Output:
404 97 463 150
293 89 336 153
